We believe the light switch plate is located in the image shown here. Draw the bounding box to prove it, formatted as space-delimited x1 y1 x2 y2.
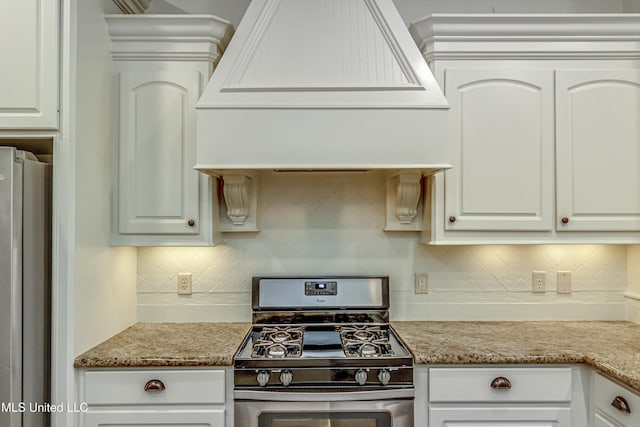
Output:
557 271 572 294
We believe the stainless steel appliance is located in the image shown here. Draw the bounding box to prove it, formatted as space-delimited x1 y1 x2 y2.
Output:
0 147 51 427
234 276 413 427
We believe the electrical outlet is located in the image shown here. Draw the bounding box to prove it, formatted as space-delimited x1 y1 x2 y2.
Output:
177 273 192 295
557 271 572 294
532 271 546 293
415 273 428 294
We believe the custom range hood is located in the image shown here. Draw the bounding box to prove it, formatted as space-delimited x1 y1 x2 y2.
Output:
195 0 450 174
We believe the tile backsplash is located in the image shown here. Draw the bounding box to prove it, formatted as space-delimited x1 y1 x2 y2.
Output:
137 172 627 322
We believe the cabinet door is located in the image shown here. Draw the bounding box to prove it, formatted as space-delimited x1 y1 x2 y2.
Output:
444 68 554 231
84 410 225 427
556 69 640 231
429 406 571 426
0 0 58 129
594 412 623 427
117 70 201 236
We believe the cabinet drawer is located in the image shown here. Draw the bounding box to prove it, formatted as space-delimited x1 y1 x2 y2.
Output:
84 369 225 405
594 373 640 426
429 367 572 403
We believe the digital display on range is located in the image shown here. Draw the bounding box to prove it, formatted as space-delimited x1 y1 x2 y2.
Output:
304 281 338 296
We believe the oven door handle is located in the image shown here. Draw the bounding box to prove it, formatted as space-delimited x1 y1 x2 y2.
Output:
234 388 414 402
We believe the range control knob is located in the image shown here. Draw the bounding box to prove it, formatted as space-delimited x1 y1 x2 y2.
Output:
378 369 391 386
355 369 368 386
256 370 270 387
280 370 293 387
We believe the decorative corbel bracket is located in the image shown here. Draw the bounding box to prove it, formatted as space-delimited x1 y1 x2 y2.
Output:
112 0 152 14
216 172 259 232
223 175 250 225
384 171 424 231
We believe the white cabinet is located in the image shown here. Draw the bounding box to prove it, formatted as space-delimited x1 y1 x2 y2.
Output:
592 373 640 427
430 407 571 426
0 0 58 129
556 69 640 232
84 411 225 427
421 367 574 427
79 368 230 427
116 69 202 238
106 15 232 246
412 14 640 244
443 68 554 232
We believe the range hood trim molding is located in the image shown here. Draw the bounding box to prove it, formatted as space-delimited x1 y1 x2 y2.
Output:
195 165 452 176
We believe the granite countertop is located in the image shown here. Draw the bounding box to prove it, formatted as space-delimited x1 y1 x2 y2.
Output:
392 320 640 393
74 320 640 394
74 322 251 368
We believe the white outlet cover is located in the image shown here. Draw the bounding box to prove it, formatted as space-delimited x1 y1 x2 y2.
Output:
177 272 192 295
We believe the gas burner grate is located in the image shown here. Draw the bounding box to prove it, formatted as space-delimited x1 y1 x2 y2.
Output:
338 326 394 358
251 326 304 358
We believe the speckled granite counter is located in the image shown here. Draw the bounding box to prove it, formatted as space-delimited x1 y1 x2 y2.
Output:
74 322 250 368
75 321 640 394
392 320 640 393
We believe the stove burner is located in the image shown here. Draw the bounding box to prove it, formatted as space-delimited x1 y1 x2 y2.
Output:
339 326 393 358
265 343 287 357
271 331 294 342
353 330 375 341
251 326 304 358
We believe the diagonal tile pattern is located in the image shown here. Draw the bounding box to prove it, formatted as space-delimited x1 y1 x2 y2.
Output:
137 173 627 316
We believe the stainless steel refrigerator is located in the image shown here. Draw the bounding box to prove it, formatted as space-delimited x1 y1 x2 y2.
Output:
0 146 51 427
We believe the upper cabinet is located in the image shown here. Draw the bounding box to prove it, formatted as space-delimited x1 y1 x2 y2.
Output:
443 68 555 232
556 69 640 232
0 0 59 130
106 15 233 246
411 14 640 244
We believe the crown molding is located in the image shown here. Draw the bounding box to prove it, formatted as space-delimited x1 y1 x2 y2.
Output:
410 13 640 61
105 14 234 62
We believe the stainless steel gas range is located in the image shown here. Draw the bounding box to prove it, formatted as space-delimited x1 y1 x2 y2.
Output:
234 276 414 427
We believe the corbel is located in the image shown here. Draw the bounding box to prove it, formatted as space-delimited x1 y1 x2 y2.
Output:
384 171 424 231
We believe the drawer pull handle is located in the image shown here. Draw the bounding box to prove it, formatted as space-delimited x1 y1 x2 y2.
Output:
490 377 512 390
144 379 166 392
612 396 631 414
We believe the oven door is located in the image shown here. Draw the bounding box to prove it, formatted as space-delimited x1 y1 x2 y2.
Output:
234 389 413 427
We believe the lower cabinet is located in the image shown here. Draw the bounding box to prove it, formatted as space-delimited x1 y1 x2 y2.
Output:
420 367 575 427
592 373 640 427
84 411 225 427
78 368 230 427
430 407 570 426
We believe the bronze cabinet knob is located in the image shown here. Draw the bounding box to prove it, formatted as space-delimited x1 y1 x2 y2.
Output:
187 219 196 227
561 217 569 224
490 376 512 390
448 216 457 223
144 379 165 392
611 395 631 414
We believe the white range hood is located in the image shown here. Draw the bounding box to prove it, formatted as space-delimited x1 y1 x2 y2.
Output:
195 0 450 174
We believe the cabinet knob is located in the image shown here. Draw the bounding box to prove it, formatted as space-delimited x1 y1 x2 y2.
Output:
490 376 512 390
144 379 165 392
612 395 631 414
187 219 196 227
448 216 457 223
561 217 569 224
